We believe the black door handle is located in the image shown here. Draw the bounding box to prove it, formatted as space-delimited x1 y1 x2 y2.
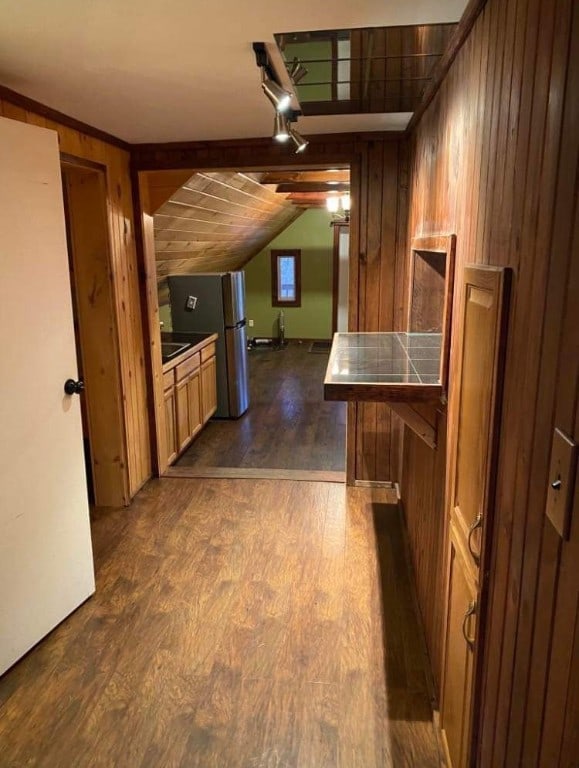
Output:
64 378 84 395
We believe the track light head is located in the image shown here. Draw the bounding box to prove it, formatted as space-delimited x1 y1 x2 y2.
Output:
273 113 290 142
288 126 308 154
261 77 292 113
289 57 308 85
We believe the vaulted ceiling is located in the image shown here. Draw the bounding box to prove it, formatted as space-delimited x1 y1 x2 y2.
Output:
152 168 351 277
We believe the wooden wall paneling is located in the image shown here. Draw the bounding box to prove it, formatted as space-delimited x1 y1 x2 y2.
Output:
403 0 579 763
107 148 151 497
356 140 384 481
0 97 151 502
521 3 579 761
485 0 561 763
477 0 541 756
500 0 574 763
63 165 129 506
400 412 448 695
376 143 400 479
346 153 364 484
136 173 166 476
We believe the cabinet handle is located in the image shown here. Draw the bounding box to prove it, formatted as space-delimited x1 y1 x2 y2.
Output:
467 512 483 563
462 601 477 650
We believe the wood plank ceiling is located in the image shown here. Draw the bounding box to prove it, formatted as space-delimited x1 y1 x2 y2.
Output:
153 168 350 277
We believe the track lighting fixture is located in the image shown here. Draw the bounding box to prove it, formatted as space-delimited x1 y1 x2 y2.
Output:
273 113 290 142
261 76 292 113
288 126 308 154
288 57 308 85
253 42 308 154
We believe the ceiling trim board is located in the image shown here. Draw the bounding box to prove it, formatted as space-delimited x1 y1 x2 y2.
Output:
0 84 130 151
405 0 489 134
130 132 404 171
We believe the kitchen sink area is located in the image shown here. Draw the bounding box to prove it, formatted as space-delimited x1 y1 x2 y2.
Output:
161 342 190 361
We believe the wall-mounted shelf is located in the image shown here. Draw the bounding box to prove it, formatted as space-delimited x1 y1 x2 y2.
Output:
324 233 456 450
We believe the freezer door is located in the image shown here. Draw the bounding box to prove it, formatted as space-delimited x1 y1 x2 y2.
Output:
223 271 246 327
226 323 249 417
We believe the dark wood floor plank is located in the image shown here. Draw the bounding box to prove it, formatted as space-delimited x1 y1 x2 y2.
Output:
176 343 346 472
0 477 441 767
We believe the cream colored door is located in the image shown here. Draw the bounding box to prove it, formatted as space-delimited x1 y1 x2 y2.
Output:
441 265 511 767
0 117 95 675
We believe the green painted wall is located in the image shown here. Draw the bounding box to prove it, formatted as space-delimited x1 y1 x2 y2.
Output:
244 209 334 340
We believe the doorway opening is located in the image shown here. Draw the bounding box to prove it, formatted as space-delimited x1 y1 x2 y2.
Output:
61 156 128 507
141 167 350 481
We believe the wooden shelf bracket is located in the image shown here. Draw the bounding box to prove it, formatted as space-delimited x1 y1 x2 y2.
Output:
389 403 438 449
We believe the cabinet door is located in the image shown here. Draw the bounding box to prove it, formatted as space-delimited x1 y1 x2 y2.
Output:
175 377 191 453
163 385 177 466
188 369 203 439
442 523 477 768
449 266 511 569
201 357 217 423
442 265 511 766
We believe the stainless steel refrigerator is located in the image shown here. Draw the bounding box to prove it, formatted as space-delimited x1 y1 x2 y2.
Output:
168 272 249 418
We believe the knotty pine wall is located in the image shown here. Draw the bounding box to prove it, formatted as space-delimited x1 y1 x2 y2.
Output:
0 98 151 500
400 0 579 764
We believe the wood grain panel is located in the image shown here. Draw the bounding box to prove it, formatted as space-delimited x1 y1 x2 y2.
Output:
152 170 302 275
401 0 579 764
0 97 151 501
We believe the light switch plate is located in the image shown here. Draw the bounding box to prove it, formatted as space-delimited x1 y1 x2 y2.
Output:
186 295 197 310
545 428 578 540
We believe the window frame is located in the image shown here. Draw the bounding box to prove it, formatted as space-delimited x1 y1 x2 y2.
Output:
271 249 302 308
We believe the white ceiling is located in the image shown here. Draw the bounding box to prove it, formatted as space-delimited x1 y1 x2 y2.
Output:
0 0 467 144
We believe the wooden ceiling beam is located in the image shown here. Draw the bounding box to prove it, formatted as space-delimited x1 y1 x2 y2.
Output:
261 170 350 184
276 182 350 194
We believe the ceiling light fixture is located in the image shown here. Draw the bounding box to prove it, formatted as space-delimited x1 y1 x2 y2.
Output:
273 112 290 142
288 57 308 85
288 126 308 154
262 75 292 113
326 196 340 213
253 42 308 154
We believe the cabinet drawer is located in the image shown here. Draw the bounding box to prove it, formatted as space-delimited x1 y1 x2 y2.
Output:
175 352 200 382
163 369 175 392
201 342 216 362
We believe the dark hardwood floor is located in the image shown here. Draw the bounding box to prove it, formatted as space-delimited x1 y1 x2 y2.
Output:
176 342 346 472
0 478 442 767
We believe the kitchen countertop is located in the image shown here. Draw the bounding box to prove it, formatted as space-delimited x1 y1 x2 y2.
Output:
161 331 217 371
323 332 443 403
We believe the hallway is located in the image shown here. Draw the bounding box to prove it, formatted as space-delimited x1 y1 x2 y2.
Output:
176 343 346 473
0 478 441 767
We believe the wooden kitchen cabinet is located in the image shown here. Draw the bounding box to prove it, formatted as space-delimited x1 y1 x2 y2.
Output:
175 352 203 452
163 373 178 466
201 356 217 424
441 521 477 768
161 335 217 467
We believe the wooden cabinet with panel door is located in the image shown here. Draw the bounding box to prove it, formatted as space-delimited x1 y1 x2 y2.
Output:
201 342 218 424
163 369 178 466
161 336 217 468
441 265 511 767
175 352 202 453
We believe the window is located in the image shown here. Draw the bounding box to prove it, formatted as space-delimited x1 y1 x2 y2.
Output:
271 250 301 307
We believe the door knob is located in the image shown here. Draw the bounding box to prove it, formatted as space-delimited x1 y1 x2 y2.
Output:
64 378 84 395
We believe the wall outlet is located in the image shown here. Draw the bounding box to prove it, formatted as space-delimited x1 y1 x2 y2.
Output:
248 319 254 327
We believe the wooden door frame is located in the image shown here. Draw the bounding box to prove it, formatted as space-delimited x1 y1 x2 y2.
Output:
132 151 361 481
61 154 130 506
332 223 350 334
